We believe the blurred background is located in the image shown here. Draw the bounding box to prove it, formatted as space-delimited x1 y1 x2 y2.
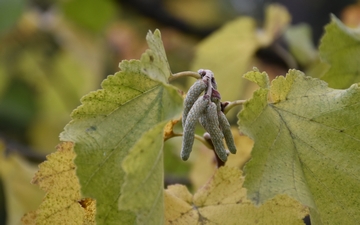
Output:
0 0 359 224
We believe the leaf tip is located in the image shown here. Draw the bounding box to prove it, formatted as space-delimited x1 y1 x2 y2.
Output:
243 68 270 89
146 29 162 41
330 13 339 22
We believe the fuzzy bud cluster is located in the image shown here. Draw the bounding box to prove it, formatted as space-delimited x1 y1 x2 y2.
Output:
181 69 237 162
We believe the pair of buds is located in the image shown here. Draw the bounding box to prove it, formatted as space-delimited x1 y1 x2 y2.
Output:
181 69 237 162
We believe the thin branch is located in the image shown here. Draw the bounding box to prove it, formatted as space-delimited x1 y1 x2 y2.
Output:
223 100 246 114
164 132 213 149
169 71 201 82
194 134 213 149
163 132 182 142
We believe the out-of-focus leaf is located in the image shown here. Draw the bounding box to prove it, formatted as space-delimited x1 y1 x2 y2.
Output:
163 136 191 177
189 146 217 191
284 24 318 67
60 30 183 224
191 16 257 102
302 59 329 79
0 13 103 152
226 129 253 169
191 4 290 103
258 4 291 46
0 79 37 137
21 142 96 225
27 49 102 152
319 15 360 88
239 69 360 225
165 166 309 224
0 64 9 98
0 0 25 36
0 142 43 225
189 127 253 190
61 0 117 32
164 0 235 28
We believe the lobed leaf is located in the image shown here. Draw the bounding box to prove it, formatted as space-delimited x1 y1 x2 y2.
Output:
59 30 183 224
165 166 309 224
21 142 96 225
239 69 360 225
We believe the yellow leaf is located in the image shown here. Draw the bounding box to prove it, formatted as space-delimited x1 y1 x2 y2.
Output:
258 4 291 46
21 142 96 225
166 166 309 225
189 147 217 191
226 129 253 169
165 0 229 28
0 142 43 225
165 185 198 223
189 128 253 190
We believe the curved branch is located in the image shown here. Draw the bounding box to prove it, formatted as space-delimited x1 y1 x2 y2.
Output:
194 134 213 149
223 100 246 114
164 132 213 150
169 71 201 82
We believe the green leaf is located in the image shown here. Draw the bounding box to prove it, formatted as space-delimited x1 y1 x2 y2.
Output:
258 4 291 46
0 0 25 36
118 122 166 224
239 69 360 225
243 67 270 89
125 30 172 84
319 15 360 88
0 26 104 152
60 30 183 224
284 24 318 67
191 4 290 102
191 16 258 102
61 0 117 32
